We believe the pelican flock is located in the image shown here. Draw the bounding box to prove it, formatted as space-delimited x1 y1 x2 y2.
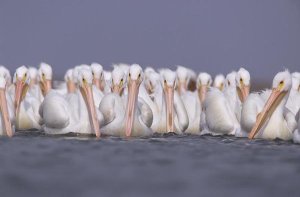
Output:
0 63 300 143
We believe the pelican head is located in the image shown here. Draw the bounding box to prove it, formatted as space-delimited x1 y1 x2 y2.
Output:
225 71 237 89
0 76 13 137
213 74 225 91
249 70 292 139
197 72 212 103
176 66 190 95
91 63 105 91
13 66 30 117
0 66 11 87
111 66 126 95
64 69 76 93
77 68 100 138
160 69 176 133
38 62 52 96
125 64 143 137
236 68 250 102
144 70 160 96
28 67 38 87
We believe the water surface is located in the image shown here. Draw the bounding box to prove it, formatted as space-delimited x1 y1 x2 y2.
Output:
0 132 299 197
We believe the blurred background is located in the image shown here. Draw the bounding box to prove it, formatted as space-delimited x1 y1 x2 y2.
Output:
0 0 299 86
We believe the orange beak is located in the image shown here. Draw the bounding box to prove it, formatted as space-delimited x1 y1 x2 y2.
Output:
39 79 52 96
67 80 76 93
248 88 287 139
125 80 139 137
80 84 100 138
164 85 175 133
237 85 250 103
0 88 13 137
14 79 28 117
198 85 208 104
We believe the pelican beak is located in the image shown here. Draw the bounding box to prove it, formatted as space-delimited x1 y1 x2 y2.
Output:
67 80 76 93
177 80 187 95
248 88 287 139
80 83 100 138
0 88 13 137
93 78 101 90
14 79 28 117
164 85 175 133
237 85 250 103
125 80 139 137
112 84 123 96
39 79 52 96
198 85 208 103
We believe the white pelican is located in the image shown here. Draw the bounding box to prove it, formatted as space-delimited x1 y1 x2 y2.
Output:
91 63 105 92
246 70 296 140
213 74 225 91
196 72 212 133
99 64 153 137
283 72 300 143
13 66 42 130
40 68 101 137
175 67 202 134
204 68 250 136
0 76 14 137
142 69 188 134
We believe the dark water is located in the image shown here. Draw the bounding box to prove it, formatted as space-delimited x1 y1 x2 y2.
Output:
0 132 300 197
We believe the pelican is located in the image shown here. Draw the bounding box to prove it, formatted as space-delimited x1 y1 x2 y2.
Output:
283 72 300 143
0 76 14 137
91 63 105 91
197 72 212 133
204 68 250 136
13 66 42 130
142 69 188 134
40 68 101 137
213 74 225 91
99 64 153 137
176 67 202 134
245 70 296 140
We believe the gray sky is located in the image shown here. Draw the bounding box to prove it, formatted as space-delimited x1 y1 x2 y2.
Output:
0 0 300 84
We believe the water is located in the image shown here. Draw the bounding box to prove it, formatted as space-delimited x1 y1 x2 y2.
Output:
0 132 299 197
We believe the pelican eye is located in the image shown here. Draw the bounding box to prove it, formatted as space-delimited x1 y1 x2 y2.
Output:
240 78 243 82
82 78 86 82
228 81 231 86
92 72 94 76
129 73 131 78
278 80 284 89
164 79 167 84
138 73 141 79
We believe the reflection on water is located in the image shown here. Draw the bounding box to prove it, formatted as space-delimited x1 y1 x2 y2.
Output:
0 131 300 197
